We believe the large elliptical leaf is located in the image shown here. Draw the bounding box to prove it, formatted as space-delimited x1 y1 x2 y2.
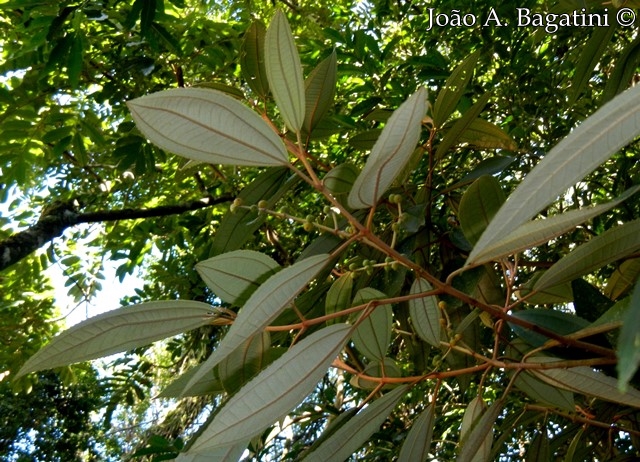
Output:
211 167 295 255
533 218 640 292
127 88 288 166
304 385 408 462
348 87 427 209
176 442 247 462
184 253 331 394
409 278 441 347
304 50 337 133
458 175 506 245
458 397 503 462
468 84 640 264
432 50 480 127
397 403 435 462
264 9 305 132
185 323 352 451
617 278 640 391
196 250 280 306
351 288 392 361
528 357 640 408
17 301 215 377
468 186 640 265
240 20 269 98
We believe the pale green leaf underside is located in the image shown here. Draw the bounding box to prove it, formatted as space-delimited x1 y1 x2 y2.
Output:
175 441 247 462
514 372 575 412
348 87 426 209
432 51 480 127
534 218 640 292
304 50 337 133
605 257 640 300
529 357 640 408
435 91 492 160
468 84 640 264
159 362 223 398
240 20 269 98
458 175 505 246
196 250 280 306
409 278 441 347
184 254 330 394
468 186 640 265
127 87 288 166
265 9 305 132
186 323 352 451
17 301 215 377
304 385 408 462
458 398 503 462
617 278 640 391
397 403 435 462
351 288 392 361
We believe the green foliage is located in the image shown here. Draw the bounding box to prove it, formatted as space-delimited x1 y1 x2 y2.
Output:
4 0 640 460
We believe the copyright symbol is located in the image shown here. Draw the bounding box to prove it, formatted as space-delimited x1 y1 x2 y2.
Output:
617 8 636 27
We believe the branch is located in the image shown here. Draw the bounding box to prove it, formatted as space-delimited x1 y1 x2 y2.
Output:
0 196 232 272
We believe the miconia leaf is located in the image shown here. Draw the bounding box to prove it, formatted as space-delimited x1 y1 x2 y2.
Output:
304 50 337 133
175 441 247 462
218 331 271 393
432 50 480 127
605 257 640 300
185 323 352 451
513 371 575 412
348 87 427 209
508 309 589 348
468 84 640 265
444 155 515 192
458 397 503 462
159 362 224 398
351 288 392 361
468 186 640 265
127 88 288 166
457 118 517 151
350 357 402 389
349 129 383 151
323 163 359 197
304 385 409 462
617 278 640 391
17 301 215 377
516 273 573 305
435 91 492 160
458 175 506 246
528 357 640 408
325 272 353 325
264 9 305 132
240 20 269 97
196 250 280 306
409 277 442 347
534 218 640 292
525 430 550 462
184 254 331 394
211 167 295 255
397 403 435 462
569 17 615 107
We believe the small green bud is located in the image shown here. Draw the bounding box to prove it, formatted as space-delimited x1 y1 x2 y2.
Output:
303 221 314 232
390 194 403 204
258 200 269 209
